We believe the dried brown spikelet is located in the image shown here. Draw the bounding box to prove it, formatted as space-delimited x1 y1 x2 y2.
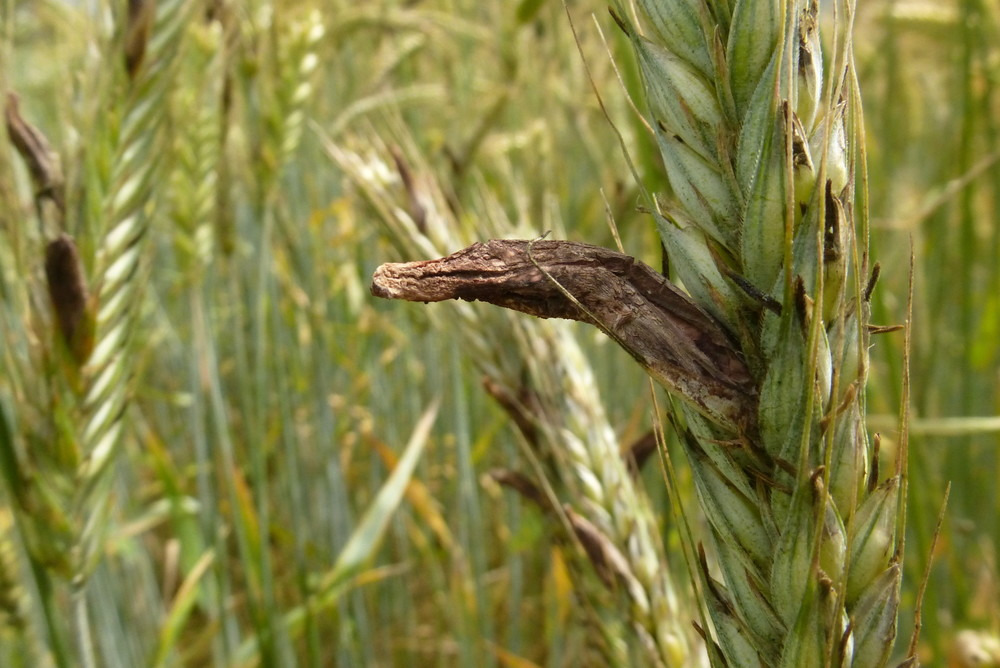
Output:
488 469 553 513
4 92 65 214
124 0 156 80
45 235 94 365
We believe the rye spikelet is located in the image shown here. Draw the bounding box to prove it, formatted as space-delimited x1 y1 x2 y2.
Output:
1 0 193 662
168 16 226 268
75 0 193 578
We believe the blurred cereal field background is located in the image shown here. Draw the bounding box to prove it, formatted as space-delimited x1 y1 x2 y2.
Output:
0 0 997 665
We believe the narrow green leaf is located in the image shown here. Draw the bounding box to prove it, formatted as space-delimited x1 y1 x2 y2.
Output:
234 401 438 665
329 399 439 584
151 550 215 668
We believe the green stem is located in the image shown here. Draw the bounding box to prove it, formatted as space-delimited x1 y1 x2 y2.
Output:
71 582 96 668
26 559 70 668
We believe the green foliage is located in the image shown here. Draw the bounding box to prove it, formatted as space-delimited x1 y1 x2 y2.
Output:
0 0 996 665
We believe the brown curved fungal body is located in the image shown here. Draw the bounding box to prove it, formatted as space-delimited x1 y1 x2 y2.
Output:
371 239 757 434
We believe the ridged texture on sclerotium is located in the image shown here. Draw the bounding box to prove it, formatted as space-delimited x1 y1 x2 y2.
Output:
617 0 904 662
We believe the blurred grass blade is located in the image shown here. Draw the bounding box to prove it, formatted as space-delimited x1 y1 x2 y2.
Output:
369 435 457 553
488 640 544 668
330 399 438 584
516 0 548 24
151 549 215 668
235 401 438 665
